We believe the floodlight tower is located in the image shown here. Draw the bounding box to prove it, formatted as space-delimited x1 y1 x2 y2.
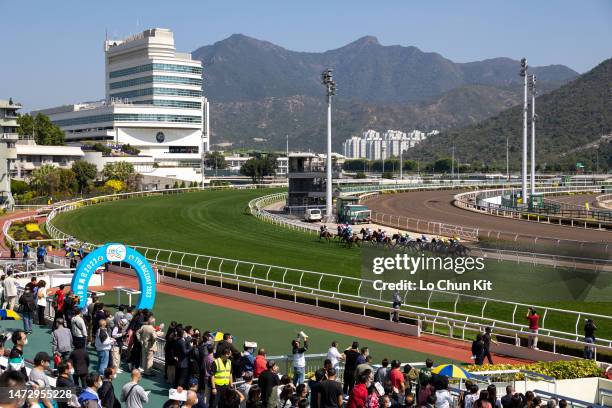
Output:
520 58 528 203
529 74 537 196
321 69 336 222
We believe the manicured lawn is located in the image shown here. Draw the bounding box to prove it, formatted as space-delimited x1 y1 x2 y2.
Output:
53 189 360 276
52 189 612 340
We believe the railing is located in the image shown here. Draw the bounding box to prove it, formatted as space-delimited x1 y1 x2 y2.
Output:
339 179 524 194
368 209 480 240
248 193 320 234
458 186 612 224
596 193 612 210
534 389 606 408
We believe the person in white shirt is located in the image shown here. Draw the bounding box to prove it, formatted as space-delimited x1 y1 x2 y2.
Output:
2 271 18 310
434 377 454 408
326 341 344 370
464 384 479 408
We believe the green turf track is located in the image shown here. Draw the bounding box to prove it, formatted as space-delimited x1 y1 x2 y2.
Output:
51 189 612 341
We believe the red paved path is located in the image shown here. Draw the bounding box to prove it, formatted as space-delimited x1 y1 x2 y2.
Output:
96 271 529 365
0 210 38 257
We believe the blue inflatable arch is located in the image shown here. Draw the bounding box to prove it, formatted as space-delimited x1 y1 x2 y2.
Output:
71 243 156 309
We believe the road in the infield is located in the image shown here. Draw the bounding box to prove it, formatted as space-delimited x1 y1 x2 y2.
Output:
99 271 529 365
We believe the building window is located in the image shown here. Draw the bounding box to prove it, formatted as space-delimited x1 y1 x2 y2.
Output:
109 75 202 90
109 87 202 99
133 100 202 109
54 113 201 127
169 146 199 154
109 63 202 78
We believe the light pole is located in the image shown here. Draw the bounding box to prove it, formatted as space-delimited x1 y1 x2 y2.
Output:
399 144 403 180
520 58 528 204
506 135 509 180
321 69 336 222
529 74 536 196
451 143 455 180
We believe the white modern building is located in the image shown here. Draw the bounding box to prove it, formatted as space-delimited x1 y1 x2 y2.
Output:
35 28 209 167
11 140 85 179
0 99 20 206
342 129 437 160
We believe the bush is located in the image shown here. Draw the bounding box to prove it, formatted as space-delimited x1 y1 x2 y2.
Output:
11 179 29 195
467 359 602 380
120 144 140 155
104 179 125 193
25 223 40 233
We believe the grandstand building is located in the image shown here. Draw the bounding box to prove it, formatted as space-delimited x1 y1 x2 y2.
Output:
286 152 344 208
35 28 210 168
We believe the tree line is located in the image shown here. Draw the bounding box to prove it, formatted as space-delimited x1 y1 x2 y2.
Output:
12 161 141 203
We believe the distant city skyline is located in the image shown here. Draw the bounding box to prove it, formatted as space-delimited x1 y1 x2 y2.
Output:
1 0 611 110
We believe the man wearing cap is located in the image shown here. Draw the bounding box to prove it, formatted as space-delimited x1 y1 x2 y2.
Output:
210 347 233 408
111 318 128 372
241 341 256 374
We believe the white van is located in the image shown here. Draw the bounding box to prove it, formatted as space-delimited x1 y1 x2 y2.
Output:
304 208 322 222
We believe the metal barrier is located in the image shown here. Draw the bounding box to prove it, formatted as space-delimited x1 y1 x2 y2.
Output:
534 389 606 408
368 209 479 241
456 186 612 225
248 193 320 234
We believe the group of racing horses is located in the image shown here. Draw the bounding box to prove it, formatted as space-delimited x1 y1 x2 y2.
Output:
319 224 470 256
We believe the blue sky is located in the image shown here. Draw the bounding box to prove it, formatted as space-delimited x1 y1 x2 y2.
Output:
1 0 611 110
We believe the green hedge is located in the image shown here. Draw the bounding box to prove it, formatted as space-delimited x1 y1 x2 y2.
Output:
467 359 602 380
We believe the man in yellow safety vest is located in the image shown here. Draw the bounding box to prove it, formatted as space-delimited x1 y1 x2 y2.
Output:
210 347 233 408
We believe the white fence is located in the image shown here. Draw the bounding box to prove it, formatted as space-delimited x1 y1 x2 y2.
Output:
248 192 320 234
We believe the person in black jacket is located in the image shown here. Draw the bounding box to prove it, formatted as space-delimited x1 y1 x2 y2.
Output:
18 287 36 334
174 327 193 388
98 367 120 408
8 330 29 379
56 361 79 408
257 361 280 405
343 342 360 395
164 322 178 384
471 334 485 366
69 344 90 387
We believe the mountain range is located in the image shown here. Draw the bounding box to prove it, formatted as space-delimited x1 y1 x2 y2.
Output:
406 58 612 170
191 34 580 151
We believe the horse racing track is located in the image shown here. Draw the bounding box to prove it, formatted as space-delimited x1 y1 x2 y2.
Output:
50 188 612 345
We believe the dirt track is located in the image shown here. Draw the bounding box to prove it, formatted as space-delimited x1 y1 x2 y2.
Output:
547 194 600 208
367 190 612 244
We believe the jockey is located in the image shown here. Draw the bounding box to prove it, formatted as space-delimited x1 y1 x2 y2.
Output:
421 234 428 242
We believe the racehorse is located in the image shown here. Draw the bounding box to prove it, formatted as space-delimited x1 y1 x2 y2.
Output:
341 233 362 248
391 233 419 251
319 230 333 242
